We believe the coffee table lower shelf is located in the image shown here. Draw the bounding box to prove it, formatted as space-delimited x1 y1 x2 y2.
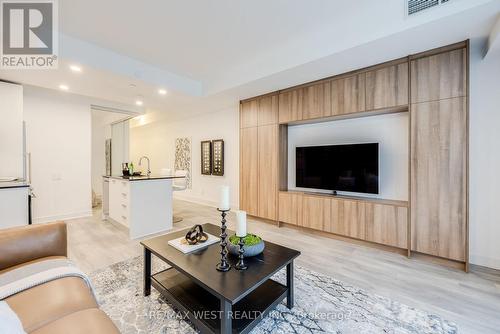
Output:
151 268 288 334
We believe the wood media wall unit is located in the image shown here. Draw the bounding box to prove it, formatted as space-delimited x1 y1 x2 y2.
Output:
239 41 469 271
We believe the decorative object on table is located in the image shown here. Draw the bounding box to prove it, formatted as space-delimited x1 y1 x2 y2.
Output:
200 140 212 175
211 139 224 176
216 208 230 271
105 139 112 176
228 234 265 257
216 185 231 272
184 224 208 245
174 137 192 188
167 232 219 254
234 237 247 270
234 211 248 270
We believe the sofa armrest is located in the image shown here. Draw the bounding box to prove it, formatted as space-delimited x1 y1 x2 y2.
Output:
0 222 67 271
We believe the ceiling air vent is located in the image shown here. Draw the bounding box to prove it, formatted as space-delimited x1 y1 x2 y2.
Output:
407 0 450 16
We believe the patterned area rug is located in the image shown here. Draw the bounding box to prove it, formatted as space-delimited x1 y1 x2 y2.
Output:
89 256 458 334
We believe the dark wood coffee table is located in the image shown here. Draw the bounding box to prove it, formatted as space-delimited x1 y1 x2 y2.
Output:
141 223 300 334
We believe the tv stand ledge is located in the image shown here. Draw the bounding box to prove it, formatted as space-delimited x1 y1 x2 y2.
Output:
281 190 408 207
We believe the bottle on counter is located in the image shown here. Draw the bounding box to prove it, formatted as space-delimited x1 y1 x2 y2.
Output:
122 163 129 176
129 162 134 175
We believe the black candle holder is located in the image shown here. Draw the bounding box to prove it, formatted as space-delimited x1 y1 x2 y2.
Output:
216 208 231 272
235 236 248 270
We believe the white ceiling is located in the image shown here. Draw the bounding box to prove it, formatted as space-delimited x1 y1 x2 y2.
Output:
1 0 499 121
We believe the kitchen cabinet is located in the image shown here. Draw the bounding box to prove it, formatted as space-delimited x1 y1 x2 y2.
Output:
365 62 408 110
0 82 24 178
0 185 29 229
108 177 175 239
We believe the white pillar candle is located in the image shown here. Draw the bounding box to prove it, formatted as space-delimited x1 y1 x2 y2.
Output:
219 185 230 210
236 210 247 237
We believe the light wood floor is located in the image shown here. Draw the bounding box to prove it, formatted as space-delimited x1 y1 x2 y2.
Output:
66 199 500 334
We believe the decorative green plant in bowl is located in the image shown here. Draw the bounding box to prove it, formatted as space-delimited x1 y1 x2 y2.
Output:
227 234 265 257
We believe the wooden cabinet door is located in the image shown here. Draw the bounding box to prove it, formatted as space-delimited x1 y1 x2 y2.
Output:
258 94 279 126
411 48 466 104
278 89 304 123
278 192 301 225
302 81 332 120
258 125 278 220
367 204 407 248
331 74 366 116
240 100 258 128
343 200 367 240
366 62 408 110
240 127 258 216
301 195 325 231
411 97 467 261
328 199 366 239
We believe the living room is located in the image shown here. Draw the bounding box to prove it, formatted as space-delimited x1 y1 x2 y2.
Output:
1 1 500 333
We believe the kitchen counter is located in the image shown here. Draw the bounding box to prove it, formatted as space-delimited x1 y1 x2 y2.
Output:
0 181 29 189
105 175 184 181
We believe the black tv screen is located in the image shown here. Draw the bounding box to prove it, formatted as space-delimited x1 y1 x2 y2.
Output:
296 143 379 194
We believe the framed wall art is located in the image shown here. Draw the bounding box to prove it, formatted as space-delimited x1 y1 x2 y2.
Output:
201 140 212 175
211 139 224 176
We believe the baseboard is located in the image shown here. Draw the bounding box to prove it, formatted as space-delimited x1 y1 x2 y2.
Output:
33 210 93 224
469 254 500 271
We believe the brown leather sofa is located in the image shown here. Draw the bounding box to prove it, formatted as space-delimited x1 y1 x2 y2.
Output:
0 222 120 334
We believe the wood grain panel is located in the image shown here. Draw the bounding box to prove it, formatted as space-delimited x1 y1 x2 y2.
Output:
278 89 304 123
367 204 408 248
411 97 467 261
257 94 279 126
411 48 466 103
328 199 367 239
258 125 278 220
278 125 288 191
331 73 366 115
279 192 300 225
326 198 341 234
366 62 408 110
239 127 258 215
240 100 258 128
303 81 332 120
343 200 367 240
302 195 325 231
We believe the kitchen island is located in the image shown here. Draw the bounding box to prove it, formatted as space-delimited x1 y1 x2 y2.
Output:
103 175 183 239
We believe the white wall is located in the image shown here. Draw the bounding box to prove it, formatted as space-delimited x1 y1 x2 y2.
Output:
0 82 24 178
130 106 239 208
23 86 92 223
469 40 500 270
288 113 409 200
91 109 126 197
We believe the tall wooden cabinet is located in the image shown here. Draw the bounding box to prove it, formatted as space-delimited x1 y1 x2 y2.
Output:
240 41 469 269
410 46 468 262
240 94 279 220
240 127 258 216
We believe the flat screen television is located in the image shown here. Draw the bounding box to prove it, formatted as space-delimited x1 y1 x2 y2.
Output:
296 143 379 194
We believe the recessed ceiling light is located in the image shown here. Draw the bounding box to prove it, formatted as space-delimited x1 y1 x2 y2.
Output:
135 100 143 106
59 84 69 91
158 89 167 95
69 65 82 72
